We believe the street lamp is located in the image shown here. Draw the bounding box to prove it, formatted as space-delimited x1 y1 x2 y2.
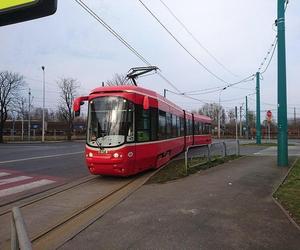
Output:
218 87 227 139
41 66 45 142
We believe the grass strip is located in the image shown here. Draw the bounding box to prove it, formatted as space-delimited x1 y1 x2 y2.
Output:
274 159 300 225
147 155 240 184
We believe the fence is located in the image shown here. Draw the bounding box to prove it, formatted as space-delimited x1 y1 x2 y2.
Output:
11 207 32 250
184 140 240 175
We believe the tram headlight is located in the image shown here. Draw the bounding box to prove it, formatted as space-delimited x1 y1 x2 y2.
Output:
113 153 119 158
88 152 94 158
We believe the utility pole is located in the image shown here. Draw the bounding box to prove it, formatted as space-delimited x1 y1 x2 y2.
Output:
235 106 238 140
28 88 31 142
256 72 261 144
218 87 227 139
277 0 288 166
246 96 249 139
240 106 242 137
42 66 45 142
21 99 24 141
294 107 296 125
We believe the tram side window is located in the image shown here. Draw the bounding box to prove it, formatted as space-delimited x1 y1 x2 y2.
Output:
194 121 199 135
187 119 192 135
172 115 177 138
204 123 211 134
180 117 185 136
166 113 172 138
158 110 166 140
150 108 158 141
136 105 150 142
176 116 180 136
199 122 203 135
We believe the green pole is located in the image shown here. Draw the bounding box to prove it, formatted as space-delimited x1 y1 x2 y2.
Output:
246 96 248 139
256 72 261 144
277 0 288 166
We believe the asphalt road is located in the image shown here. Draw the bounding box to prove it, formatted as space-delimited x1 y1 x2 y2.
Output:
0 141 89 204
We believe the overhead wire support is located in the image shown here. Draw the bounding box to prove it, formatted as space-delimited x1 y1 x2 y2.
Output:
138 0 230 85
74 0 181 93
258 36 278 74
159 0 238 78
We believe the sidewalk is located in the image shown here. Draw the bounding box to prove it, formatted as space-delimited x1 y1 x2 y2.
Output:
60 156 300 250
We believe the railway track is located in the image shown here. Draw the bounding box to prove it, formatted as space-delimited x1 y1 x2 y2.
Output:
0 175 97 216
0 169 159 250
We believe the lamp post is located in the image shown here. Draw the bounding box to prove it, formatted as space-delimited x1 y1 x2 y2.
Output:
218 87 227 139
42 66 45 142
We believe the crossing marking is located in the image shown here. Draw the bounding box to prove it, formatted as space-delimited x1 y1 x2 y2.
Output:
0 176 32 185
0 172 10 177
0 179 55 198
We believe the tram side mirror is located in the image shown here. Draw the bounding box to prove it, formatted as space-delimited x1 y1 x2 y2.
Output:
73 96 88 117
0 0 57 27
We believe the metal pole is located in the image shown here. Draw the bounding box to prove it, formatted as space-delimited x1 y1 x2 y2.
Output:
218 87 226 139
240 106 242 137
246 96 248 139
256 72 261 144
21 100 24 141
268 122 271 143
235 106 238 140
42 66 45 142
28 89 31 142
277 0 288 166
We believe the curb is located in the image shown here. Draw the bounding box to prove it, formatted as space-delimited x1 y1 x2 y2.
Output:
272 158 300 231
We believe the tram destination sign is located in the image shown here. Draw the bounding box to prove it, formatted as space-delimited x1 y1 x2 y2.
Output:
0 0 57 26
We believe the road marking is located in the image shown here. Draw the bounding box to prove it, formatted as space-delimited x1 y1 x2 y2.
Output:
0 151 84 164
0 176 32 185
0 179 55 198
0 172 10 177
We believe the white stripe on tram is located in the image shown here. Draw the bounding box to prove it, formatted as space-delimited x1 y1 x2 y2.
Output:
0 176 32 185
0 179 55 197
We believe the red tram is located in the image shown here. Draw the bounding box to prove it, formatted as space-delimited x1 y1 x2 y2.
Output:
73 85 212 176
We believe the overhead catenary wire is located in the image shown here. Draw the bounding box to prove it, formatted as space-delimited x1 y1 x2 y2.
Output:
258 36 278 74
74 0 181 93
159 0 238 78
138 0 230 85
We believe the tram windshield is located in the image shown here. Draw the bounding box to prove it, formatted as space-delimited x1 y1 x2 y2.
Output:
87 96 134 148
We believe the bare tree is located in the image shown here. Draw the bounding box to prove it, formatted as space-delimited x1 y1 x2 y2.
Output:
57 78 79 140
105 73 128 86
0 71 26 143
198 103 224 126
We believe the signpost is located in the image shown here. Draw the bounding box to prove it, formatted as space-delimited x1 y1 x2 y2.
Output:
266 110 272 143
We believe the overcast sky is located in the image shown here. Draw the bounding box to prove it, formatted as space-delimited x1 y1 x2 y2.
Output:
1 0 299 120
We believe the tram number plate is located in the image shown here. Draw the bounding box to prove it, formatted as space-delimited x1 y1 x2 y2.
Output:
100 149 108 154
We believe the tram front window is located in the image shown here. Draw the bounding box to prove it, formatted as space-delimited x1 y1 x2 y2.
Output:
87 97 134 148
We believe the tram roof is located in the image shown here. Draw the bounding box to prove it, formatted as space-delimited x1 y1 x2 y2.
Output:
90 85 211 123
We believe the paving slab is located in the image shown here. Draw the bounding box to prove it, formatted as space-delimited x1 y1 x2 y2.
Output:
60 156 300 250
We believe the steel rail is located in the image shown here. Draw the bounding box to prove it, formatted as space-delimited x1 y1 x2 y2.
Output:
31 170 157 250
0 175 97 216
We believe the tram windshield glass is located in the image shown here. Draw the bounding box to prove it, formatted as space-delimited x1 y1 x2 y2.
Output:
87 96 134 147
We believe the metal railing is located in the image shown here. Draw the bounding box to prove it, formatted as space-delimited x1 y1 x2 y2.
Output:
184 140 240 175
11 207 32 250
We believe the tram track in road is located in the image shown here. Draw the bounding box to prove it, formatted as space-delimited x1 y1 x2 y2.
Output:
0 175 96 216
31 171 155 250
0 169 159 250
